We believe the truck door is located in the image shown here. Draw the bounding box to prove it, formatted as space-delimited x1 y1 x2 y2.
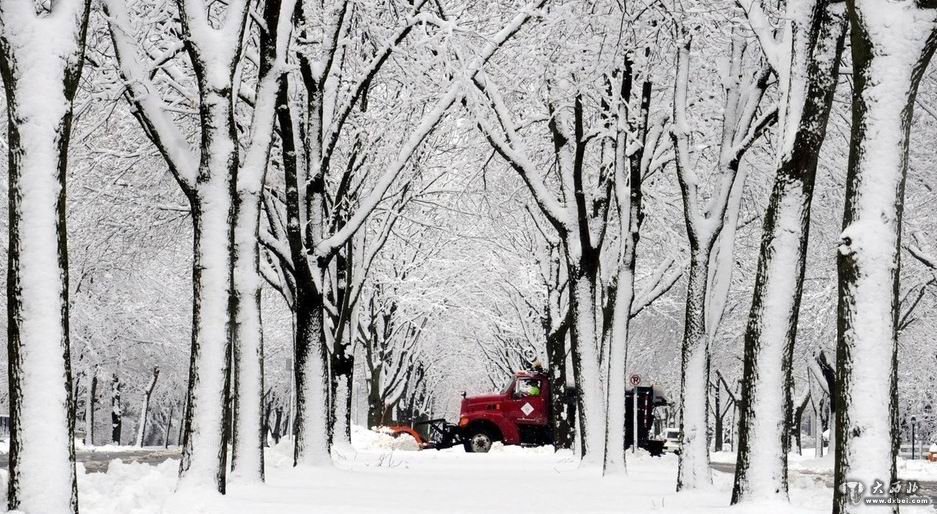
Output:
507 377 548 426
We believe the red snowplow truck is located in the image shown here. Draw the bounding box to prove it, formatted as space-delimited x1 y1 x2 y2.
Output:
387 369 666 455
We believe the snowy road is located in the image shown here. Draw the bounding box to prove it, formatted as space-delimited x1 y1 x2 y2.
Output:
710 461 937 506
0 447 181 473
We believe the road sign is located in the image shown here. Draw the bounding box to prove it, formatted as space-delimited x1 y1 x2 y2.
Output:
630 374 641 386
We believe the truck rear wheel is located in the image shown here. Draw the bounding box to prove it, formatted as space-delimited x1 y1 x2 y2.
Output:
463 429 494 453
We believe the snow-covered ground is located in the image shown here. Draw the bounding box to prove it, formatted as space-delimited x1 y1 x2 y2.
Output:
45 429 927 514
0 433 933 512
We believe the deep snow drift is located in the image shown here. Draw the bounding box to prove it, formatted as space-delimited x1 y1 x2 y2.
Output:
1 428 934 513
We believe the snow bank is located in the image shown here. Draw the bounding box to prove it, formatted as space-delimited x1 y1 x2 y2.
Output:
899 458 937 481
351 425 420 451
78 460 178 514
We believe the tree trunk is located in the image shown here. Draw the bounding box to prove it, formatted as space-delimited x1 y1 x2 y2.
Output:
732 1 847 504
112 373 122 444
813 399 823 458
566 263 604 466
179 174 237 492
367 370 384 428
677 251 713 491
177 391 188 447
165 404 174 449
793 392 811 455
262 398 272 447
293 280 332 466
602 241 637 473
330 351 354 448
230 0 289 480
273 406 283 444
0 4 90 508
713 384 723 453
85 370 98 446
275 76 332 467
833 4 937 512
603 268 637 474
546 317 574 450
136 367 160 447
231 182 266 481
815 351 837 453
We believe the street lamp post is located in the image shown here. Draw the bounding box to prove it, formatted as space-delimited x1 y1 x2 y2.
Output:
911 415 917 460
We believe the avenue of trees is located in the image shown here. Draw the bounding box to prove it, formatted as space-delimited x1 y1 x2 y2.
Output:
1 0 936 513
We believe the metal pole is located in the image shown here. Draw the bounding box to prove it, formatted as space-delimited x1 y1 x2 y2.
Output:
632 388 638 453
911 420 916 460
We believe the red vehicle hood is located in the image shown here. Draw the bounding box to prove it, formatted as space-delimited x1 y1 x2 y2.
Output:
460 393 508 414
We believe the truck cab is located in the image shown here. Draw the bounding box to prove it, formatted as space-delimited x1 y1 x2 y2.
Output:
458 371 552 452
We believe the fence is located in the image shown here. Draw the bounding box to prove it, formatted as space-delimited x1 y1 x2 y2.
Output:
899 442 933 460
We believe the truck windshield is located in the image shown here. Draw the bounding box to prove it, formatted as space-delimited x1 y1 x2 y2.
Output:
501 379 514 395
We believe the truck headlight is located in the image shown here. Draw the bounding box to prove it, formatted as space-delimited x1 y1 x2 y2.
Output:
459 416 469 427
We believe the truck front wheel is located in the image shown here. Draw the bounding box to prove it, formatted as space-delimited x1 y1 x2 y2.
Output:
463 429 494 453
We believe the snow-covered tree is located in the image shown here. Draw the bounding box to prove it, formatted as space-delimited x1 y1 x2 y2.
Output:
361 287 426 428
106 0 295 487
833 1 937 512
732 0 847 503
671 32 775 490
0 0 91 510
468 66 613 465
229 0 295 483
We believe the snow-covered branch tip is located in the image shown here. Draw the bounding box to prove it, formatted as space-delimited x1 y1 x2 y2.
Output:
737 0 783 71
104 0 199 192
732 104 779 158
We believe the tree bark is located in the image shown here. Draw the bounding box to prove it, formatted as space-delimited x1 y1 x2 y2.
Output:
330 353 354 447
273 406 283 444
328 244 355 448
833 3 937 512
165 404 174 449
566 261 604 465
677 252 713 490
714 384 723 453
0 1 90 509
112 373 122 444
85 369 98 446
732 0 847 503
546 310 574 450
293 282 332 466
231 183 266 479
367 366 385 428
793 391 811 455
